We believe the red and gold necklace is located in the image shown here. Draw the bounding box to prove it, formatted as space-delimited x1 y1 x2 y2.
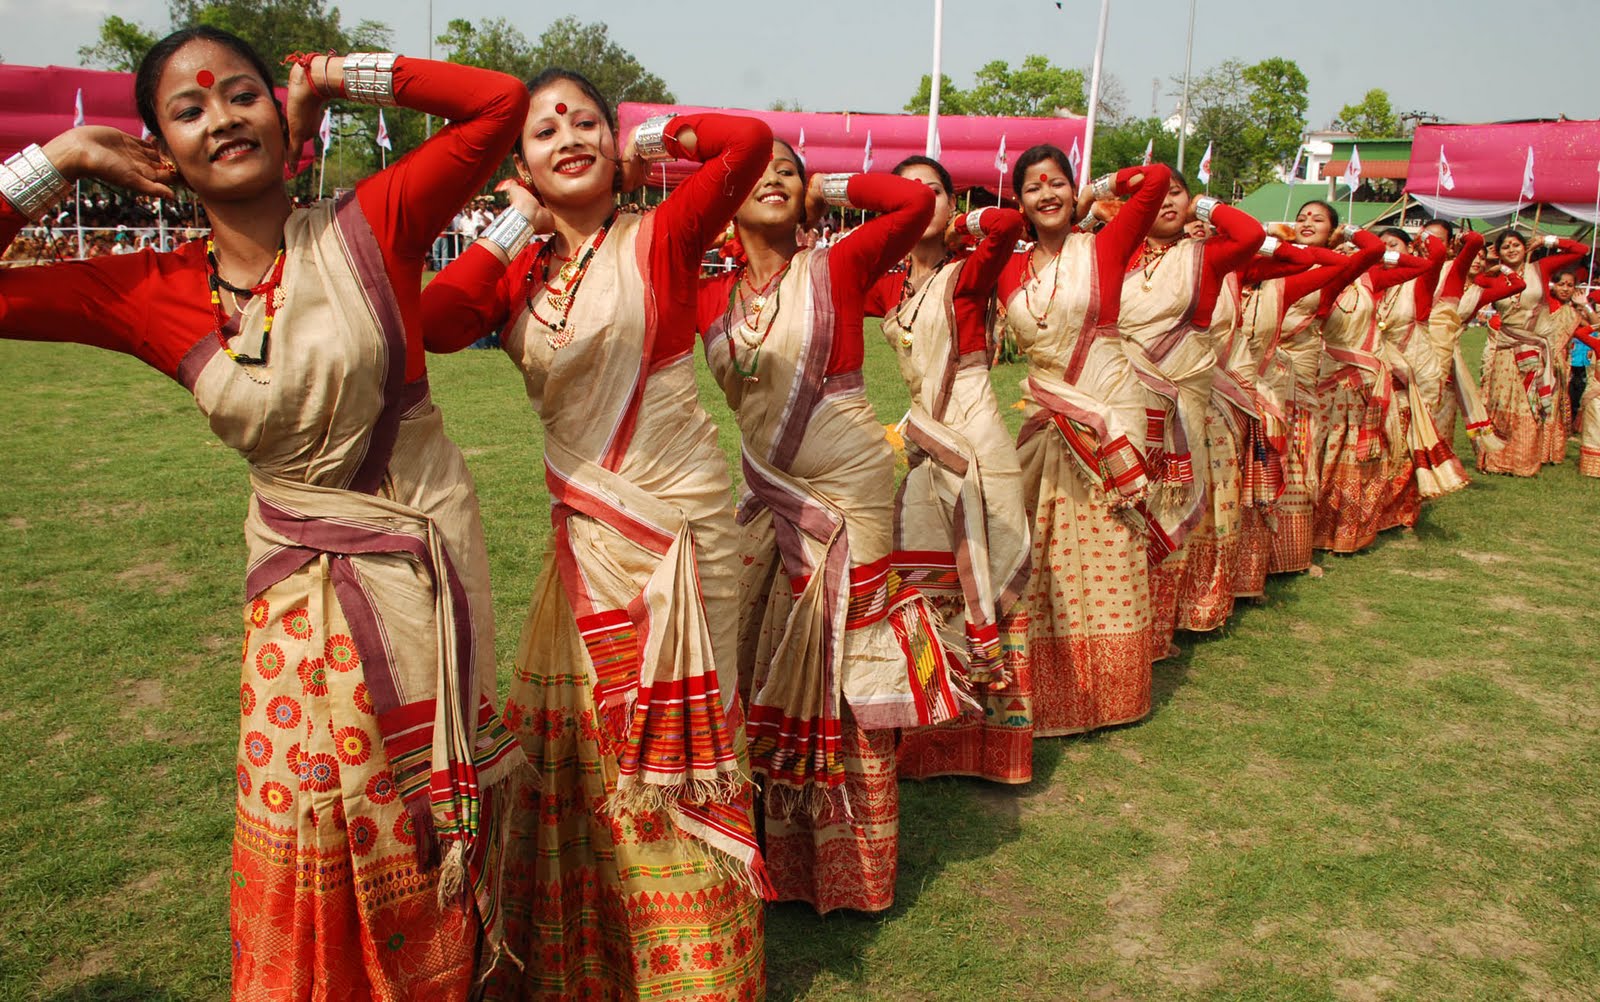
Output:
526 214 615 350
1023 244 1063 330
207 237 286 378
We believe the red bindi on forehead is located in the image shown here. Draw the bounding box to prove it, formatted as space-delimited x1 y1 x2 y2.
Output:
196 69 215 88
1039 172 1049 183
555 102 567 115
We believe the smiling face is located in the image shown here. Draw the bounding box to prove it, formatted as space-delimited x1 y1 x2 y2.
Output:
1020 158 1075 239
515 78 618 209
152 39 285 202
1294 203 1336 247
734 140 805 232
1552 271 1577 303
1149 179 1192 241
1498 235 1527 269
896 163 953 242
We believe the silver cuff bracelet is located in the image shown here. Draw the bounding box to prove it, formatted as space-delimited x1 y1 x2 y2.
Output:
1258 235 1281 256
480 206 535 260
0 145 69 223
1382 249 1401 267
965 207 989 238
343 52 399 106
1193 195 1220 223
820 173 854 207
1089 173 1116 200
632 116 676 163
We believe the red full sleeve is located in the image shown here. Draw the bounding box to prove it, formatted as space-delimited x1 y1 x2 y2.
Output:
419 241 521 354
1574 327 1600 352
1475 267 1526 306
1439 231 1485 301
1094 164 1171 327
352 57 529 383
952 207 1026 354
1315 229 1385 319
825 172 936 374
1534 237 1589 291
1190 203 1266 327
1240 240 1318 286
646 113 774 365
1369 234 1445 294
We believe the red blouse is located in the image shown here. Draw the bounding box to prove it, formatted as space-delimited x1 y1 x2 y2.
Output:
1368 233 1445 297
0 58 529 385
995 164 1173 329
423 113 773 365
699 172 936 375
1167 203 1264 328
862 206 1026 356
1315 228 1387 319
1438 230 1485 302
1472 267 1526 306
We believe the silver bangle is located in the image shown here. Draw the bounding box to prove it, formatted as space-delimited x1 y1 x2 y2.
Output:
479 206 535 259
1257 235 1281 256
0 144 70 223
820 173 853 207
1543 234 1558 248
1382 249 1401 267
343 52 398 107
1089 173 1116 200
632 115 676 163
965 207 989 238
1193 195 1220 223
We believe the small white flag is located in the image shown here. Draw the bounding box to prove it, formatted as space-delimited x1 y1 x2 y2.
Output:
1141 138 1153 167
1068 136 1082 179
797 127 806 157
862 130 874 173
1437 145 1455 191
1196 140 1213 185
1520 145 1536 201
994 133 1008 173
1288 146 1304 182
1342 143 1362 191
318 107 333 150
375 109 391 151
73 88 84 128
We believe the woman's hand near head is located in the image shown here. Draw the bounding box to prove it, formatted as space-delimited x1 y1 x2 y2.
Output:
42 127 176 199
496 178 555 235
283 56 344 162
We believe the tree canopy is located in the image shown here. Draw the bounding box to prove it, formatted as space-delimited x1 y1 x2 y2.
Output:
1176 56 1310 195
904 55 1119 120
437 16 675 111
1334 88 1402 138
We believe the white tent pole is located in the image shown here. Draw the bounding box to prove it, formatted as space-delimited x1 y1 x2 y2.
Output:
926 0 944 157
1082 0 1111 176
1176 0 1196 172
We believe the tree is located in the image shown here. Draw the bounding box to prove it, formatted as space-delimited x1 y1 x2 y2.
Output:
969 56 1086 117
1334 88 1400 138
77 15 159 73
1242 57 1308 167
434 17 537 82
1094 117 1179 174
527 17 674 108
902 74 970 116
1174 56 1310 194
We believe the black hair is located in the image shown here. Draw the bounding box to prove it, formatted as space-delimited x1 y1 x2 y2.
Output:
1166 168 1191 195
1422 218 1456 241
1296 199 1341 241
773 137 807 190
894 154 954 199
1495 228 1528 254
1012 144 1075 198
135 26 283 143
1552 263 1583 284
1380 227 1412 246
517 67 615 161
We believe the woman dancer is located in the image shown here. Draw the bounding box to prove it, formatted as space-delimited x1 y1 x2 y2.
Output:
699 147 960 914
0 29 526 997
996 148 1171 735
1426 229 1522 449
1537 264 1598 463
1114 171 1261 647
422 74 771 998
1479 231 1589 476
865 156 1035 786
1576 322 1600 476
1371 226 1465 510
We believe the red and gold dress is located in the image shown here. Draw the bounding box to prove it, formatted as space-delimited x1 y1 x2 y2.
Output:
0 58 529 999
865 207 1036 786
700 173 960 913
996 164 1170 736
1427 231 1523 449
425 114 773 999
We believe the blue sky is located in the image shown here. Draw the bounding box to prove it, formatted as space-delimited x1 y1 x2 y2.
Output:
11 0 1595 129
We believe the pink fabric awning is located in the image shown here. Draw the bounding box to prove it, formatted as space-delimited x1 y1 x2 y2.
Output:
0 64 145 156
618 102 1087 200
1405 120 1600 223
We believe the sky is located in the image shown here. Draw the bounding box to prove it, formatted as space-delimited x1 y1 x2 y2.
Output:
7 0 1596 130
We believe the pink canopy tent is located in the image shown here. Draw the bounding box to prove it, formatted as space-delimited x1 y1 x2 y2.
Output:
619 102 1087 200
1404 120 1600 224
0 64 145 156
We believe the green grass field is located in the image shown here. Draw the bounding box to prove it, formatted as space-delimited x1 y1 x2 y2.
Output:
1 326 1597 1001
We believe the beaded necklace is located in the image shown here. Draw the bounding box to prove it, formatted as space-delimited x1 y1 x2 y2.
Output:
884 255 951 348
206 237 286 378
723 260 792 381
1023 244 1063 329
526 213 615 350
1136 239 1177 291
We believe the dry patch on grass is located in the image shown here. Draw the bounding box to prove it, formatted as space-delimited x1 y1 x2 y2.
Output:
115 560 189 595
6 515 27 530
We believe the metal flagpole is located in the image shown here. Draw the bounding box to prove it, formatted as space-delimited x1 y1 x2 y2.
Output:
424 0 434 139
1082 0 1111 176
926 0 944 157
1176 0 1196 172
74 180 83 259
